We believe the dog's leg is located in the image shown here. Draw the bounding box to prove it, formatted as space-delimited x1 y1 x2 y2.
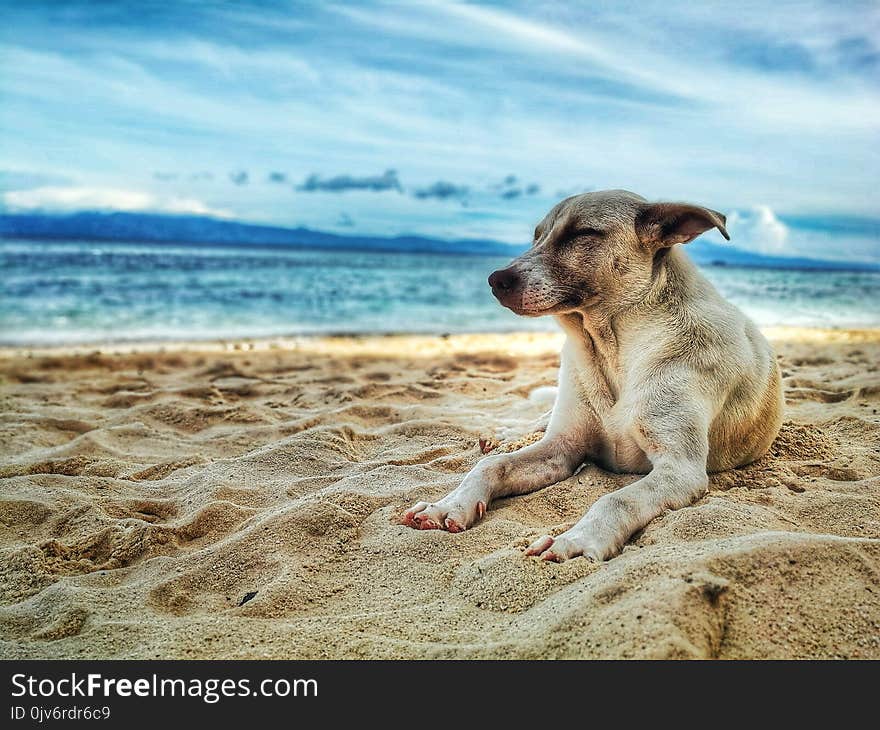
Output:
526 398 710 561
403 385 594 532
403 432 587 531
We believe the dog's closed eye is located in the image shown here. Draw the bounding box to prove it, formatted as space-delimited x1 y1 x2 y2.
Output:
571 227 604 239
557 227 604 249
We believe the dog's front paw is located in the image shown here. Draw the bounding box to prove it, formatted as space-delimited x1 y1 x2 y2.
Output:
401 496 486 533
524 528 612 563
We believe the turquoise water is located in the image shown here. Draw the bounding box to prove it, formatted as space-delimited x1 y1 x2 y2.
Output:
1 239 878 345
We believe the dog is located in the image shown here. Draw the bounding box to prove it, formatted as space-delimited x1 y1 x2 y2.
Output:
403 189 783 562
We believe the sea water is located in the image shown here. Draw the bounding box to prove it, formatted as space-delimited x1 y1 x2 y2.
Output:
1 239 878 345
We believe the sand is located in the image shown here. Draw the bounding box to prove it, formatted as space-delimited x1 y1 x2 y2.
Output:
0 328 878 659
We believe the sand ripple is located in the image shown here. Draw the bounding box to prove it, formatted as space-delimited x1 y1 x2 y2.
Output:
0 330 878 658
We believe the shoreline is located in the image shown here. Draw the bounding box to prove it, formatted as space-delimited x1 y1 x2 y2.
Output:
2 325 879 360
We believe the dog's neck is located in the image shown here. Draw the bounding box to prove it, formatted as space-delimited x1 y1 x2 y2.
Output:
640 245 694 312
556 308 620 405
574 311 618 363
557 246 697 376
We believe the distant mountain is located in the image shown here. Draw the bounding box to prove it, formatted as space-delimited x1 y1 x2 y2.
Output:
1 210 876 271
0 211 519 257
686 239 877 271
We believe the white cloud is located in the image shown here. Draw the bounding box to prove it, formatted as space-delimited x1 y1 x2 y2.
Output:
1 2 878 259
727 205 789 254
2 186 232 218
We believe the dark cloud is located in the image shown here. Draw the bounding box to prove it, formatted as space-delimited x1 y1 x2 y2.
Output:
190 171 214 181
489 174 517 191
297 169 401 193
834 36 880 73
267 171 287 183
491 174 540 200
728 38 816 73
336 212 355 227
153 172 179 181
229 170 249 185
413 180 469 200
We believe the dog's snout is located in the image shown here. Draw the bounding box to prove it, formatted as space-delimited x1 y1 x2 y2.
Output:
488 268 519 294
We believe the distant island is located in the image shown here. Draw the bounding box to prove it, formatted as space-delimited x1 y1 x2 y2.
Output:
1 210 876 272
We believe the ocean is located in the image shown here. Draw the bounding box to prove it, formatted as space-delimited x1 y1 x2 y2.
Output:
1 239 878 346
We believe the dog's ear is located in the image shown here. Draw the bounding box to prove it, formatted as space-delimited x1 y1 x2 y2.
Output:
636 202 730 248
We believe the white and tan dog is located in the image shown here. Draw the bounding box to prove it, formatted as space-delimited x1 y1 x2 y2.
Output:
404 189 783 561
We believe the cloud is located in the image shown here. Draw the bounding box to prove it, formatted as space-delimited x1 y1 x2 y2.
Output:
727 205 789 254
727 39 816 74
229 171 249 185
0 170 72 192
492 175 541 200
1 3 877 258
489 174 516 190
833 36 880 74
339 3 670 98
2 186 232 218
412 180 469 200
297 169 402 193
267 171 287 183
153 171 179 181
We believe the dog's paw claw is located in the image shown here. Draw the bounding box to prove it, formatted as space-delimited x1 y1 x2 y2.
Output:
402 497 488 533
525 532 604 562
524 534 555 556
401 501 429 527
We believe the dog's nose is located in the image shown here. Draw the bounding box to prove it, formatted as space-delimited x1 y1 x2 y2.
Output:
488 268 519 294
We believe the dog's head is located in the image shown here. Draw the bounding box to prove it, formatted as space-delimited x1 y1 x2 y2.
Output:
488 189 729 316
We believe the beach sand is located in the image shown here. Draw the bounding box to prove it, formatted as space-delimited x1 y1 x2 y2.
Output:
0 328 878 659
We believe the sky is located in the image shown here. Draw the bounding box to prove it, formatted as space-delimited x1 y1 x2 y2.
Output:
1 0 878 262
